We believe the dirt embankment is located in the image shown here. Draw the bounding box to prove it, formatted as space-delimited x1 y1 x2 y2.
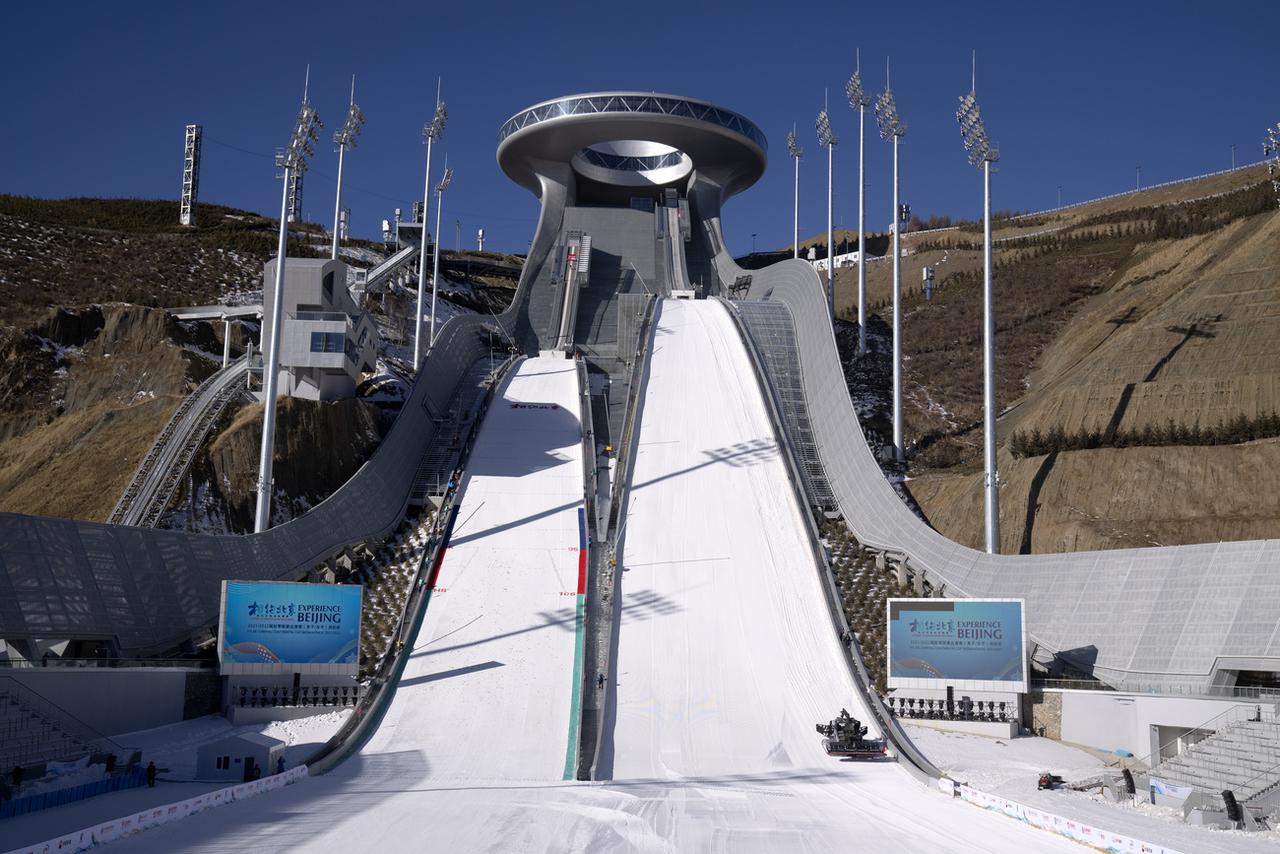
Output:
0 304 229 521
163 396 387 533
906 206 1280 552
911 440 1280 554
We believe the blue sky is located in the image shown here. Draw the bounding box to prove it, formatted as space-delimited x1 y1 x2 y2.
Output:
3 1 1275 254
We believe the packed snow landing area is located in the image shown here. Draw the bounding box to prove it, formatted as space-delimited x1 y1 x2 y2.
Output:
106 313 1077 852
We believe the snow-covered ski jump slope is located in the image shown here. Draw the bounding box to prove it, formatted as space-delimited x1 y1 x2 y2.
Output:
112 316 1075 852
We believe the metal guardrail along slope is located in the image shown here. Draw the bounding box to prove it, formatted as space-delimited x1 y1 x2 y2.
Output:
702 209 1280 694
109 359 249 527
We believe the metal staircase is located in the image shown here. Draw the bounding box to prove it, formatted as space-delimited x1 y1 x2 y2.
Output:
109 357 249 527
358 243 420 298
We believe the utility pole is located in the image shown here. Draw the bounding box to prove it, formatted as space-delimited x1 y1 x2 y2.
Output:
846 49 871 354
429 164 454 348
787 126 802 259
956 51 1001 554
875 60 907 462
331 76 364 260
256 74 321 534
414 80 447 370
816 93 838 321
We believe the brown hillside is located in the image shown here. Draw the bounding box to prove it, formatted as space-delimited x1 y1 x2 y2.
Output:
1003 211 1280 437
0 304 220 521
910 440 1280 554
163 396 386 533
897 198 1280 553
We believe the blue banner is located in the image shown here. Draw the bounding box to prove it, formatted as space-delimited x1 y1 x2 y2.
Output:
888 599 1024 683
221 582 361 666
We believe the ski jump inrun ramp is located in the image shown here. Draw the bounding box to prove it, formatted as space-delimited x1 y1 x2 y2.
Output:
116 309 1075 853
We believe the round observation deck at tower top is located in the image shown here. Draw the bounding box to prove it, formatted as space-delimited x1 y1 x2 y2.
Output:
496 92 768 204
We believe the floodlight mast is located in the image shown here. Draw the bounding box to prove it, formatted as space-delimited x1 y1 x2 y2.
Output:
874 60 907 464
1265 123 1280 207
429 163 454 348
787 126 802 260
331 76 364 260
255 79 322 534
956 52 1001 554
414 79 447 370
816 95 838 321
846 49 871 354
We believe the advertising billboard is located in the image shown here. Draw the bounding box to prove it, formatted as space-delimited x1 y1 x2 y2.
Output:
886 598 1026 691
218 581 361 674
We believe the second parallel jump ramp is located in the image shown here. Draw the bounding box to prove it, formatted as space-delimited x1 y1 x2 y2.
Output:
596 298 1077 851
361 355 589 781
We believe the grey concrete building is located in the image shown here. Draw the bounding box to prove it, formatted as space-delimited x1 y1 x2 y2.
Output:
262 257 377 401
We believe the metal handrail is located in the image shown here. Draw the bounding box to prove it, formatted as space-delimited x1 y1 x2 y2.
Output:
0 677 132 761
1141 700 1276 770
606 295 656 533
290 310 352 323
0 658 214 670
1034 677 1280 700
587 295 657 782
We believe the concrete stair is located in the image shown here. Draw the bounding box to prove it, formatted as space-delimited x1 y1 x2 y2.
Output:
0 696 91 770
1151 719 1280 801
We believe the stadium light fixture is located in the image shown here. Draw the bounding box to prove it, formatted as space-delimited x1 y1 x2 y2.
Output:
787 126 803 260
331 76 365 260
846 48 871 354
816 93 838 322
414 79 448 370
874 60 907 464
256 70 323 534
1265 123 1280 207
429 163 455 348
955 50 1001 554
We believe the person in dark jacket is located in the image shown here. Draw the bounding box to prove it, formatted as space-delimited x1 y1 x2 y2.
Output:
146 761 157 788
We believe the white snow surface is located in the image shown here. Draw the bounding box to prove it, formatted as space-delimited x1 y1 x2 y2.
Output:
93 308 1083 852
360 355 586 781
905 725 1280 853
3 712 350 850
116 711 353 781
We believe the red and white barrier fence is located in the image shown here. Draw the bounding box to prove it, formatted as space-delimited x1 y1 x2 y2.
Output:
5 765 309 854
936 778 1187 854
